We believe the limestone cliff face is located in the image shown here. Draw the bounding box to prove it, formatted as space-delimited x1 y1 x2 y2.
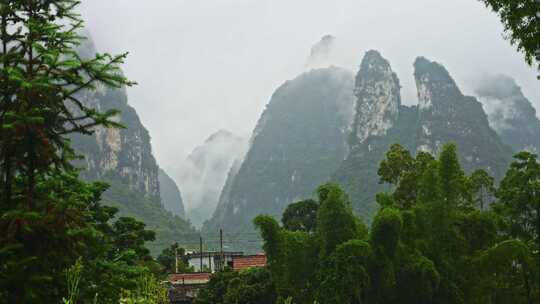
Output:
475 75 540 154
71 35 160 199
351 50 401 146
71 86 161 199
205 67 355 233
335 51 416 218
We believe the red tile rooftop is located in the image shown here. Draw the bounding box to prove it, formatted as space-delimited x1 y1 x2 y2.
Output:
232 255 267 271
169 272 211 285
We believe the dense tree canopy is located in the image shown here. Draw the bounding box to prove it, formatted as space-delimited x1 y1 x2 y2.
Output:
254 143 540 304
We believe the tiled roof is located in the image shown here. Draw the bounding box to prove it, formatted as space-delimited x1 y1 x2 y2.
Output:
233 255 267 271
186 251 243 259
169 272 211 285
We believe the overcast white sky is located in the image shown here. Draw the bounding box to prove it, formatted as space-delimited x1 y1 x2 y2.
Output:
79 0 539 173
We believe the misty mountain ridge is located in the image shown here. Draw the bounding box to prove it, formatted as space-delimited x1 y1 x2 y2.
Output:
475 74 540 154
72 34 539 251
172 129 248 228
205 43 536 235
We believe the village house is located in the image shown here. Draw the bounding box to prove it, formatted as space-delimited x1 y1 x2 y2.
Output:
168 252 267 304
186 251 243 273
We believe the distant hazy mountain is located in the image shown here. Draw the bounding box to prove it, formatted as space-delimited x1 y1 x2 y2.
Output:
158 168 186 218
476 74 540 154
205 66 355 233
175 130 248 228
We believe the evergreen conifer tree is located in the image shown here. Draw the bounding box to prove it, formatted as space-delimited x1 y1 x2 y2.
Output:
0 1 135 302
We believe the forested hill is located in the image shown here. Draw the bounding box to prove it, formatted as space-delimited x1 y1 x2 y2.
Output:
70 35 194 254
205 67 355 234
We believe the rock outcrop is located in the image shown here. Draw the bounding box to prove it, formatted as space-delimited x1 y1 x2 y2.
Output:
351 50 401 146
335 54 512 220
413 57 511 176
334 51 417 218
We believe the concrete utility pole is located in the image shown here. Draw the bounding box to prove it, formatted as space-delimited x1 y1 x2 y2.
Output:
175 246 178 273
208 252 212 273
220 229 224 271
199 236 203 272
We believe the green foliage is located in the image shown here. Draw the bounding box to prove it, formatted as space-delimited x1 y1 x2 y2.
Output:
255 143 540 304
494 152 540 246
195 269 238 304
371 208 402 257
254 215 318 303
156 243 192 275
468 169 495 210
195 268 276 304
395 252 440 304
223 268 277 304
281 199 318 233
438 144 466 206
101 176 196 255
63 259 84 304
478 240 537 303
316 183 358 257
481 0 540 78
0 171 104 302
119 274 169 304
319 240 371 304
113 217 156 260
